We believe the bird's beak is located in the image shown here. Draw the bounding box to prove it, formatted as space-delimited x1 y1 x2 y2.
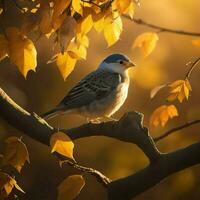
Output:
124 60 135 68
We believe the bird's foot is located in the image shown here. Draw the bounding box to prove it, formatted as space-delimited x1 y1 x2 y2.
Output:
86 118 101 124
103 116 118 122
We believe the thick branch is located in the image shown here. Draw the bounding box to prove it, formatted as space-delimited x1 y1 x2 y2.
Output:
124 16 200 37
0 87 200 199
108 141 200 200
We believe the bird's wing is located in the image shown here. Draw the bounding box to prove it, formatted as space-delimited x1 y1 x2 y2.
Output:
58 69 122 110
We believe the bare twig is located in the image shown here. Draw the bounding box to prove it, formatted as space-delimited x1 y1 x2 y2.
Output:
154 119 200 142
185 57 200 79
81 0 101 8
124 16 200 37
65 160 111 186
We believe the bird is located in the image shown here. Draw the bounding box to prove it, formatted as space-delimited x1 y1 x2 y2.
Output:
41 53 135 122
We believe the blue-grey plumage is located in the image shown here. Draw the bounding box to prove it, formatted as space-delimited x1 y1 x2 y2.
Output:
41 53 135 120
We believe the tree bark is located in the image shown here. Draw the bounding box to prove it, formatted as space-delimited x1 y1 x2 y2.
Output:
0 87 200 200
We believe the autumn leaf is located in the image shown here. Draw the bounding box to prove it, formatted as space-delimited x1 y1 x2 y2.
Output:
76 14 93 35
52 0 69 31
6 27 37 78
3 137 30 173
56 51 77 80
50 131 74 160
57 175 85 200
77 34 89 47
67 38 87 60
167 79 192 103
92 12 105 33
126 1 135 19
0 35 9 61
72 0 83 16
0 172 25 198
132 32 159 57
39 2 53 34
114 0 132 14
104 13 122 47
150 105 178 128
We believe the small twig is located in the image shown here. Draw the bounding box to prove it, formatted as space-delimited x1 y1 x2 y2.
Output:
185 57 200 79
154 119 200 142
65 160 111 187
124 16 200 37
81 0 101 8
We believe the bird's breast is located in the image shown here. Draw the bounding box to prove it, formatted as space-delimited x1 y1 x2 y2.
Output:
78 81 129 119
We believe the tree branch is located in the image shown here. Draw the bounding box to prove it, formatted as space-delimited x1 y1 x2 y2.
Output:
185 57 200 79
0 87 200 199
154 119 200 142
124 16 200 37
108 141 200 200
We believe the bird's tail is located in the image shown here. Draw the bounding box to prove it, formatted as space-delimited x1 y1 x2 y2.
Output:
41 107 62 120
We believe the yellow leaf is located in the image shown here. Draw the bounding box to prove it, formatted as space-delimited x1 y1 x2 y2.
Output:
114 0 131 14
126 1 135 19
0 172 24 198
52 0 69 31
104 14 122 47
167 105 178 118
72 0 83 15
132 32 159 57
192 39 200 47
50 131 74 159
6 27 37 78
3 137 30 173
150 105 178 128
77 34 89 47
67 39 87 60
92 12 105 33
167 79 192 103
0 35 9 61
57 175 85 200
39 2 53 34
53 0 71 16
56 52 77 80
76 14 93 35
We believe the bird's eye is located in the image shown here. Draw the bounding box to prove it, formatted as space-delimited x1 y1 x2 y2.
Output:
119 60 123 64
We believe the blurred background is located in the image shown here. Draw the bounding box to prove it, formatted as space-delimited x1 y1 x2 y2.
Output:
1 0 200 199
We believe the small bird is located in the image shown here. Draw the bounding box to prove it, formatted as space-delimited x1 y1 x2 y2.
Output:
41 53 135 122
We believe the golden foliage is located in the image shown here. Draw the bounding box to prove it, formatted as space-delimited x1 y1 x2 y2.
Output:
0 0 137 79
104 12 123 47
0 27 37 78
57 175 85 200
150 105 178 127
132 32 159 57
167 79 192 103
0 172 24 198
3 137 30 173
50 131 74 160
114 0 132 14
56 51 77 80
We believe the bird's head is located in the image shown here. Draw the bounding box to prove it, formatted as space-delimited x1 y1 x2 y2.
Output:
99 53 135 74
